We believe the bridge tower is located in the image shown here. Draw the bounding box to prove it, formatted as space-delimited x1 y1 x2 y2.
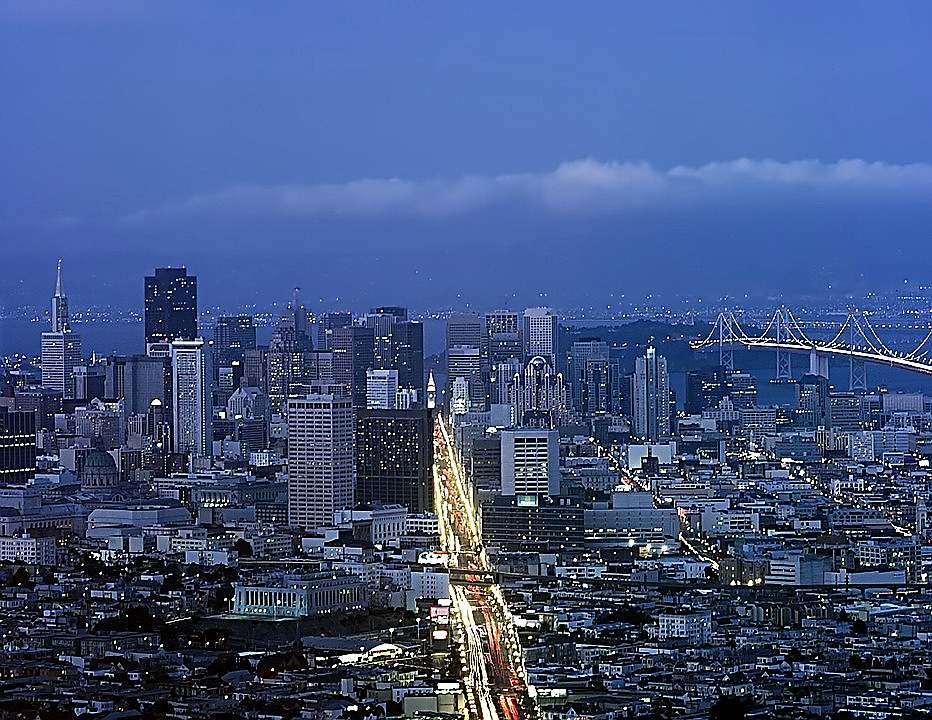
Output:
718 312 735 371
848 319 867 392
774 309 793 381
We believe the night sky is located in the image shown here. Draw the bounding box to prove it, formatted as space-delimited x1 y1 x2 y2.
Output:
2 2 932 309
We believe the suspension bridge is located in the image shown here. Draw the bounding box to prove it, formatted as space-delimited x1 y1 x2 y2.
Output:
691 309 932 391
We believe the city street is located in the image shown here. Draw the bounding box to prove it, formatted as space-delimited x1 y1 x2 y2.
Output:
434 414 536 720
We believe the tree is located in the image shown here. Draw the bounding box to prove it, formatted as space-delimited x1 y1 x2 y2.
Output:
233 539 253 558
710 696 749 720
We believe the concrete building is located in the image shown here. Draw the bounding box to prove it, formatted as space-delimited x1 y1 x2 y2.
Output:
366 369 400 410
522 307 558 367
287 387 355 530
171 339 210 457
632 346 671 442
500 428 560 501
232 572 368 618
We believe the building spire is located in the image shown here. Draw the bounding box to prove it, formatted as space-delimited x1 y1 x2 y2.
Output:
55 258 64 297
51 259 70 332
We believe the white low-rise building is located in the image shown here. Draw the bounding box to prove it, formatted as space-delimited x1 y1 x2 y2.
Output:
0 535 56 565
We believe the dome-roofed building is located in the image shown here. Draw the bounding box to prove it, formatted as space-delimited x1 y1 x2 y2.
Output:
80 448 119 491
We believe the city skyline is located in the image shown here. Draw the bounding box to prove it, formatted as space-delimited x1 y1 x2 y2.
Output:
4 5 932 718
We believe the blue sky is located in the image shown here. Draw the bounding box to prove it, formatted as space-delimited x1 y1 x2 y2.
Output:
2 2 931 309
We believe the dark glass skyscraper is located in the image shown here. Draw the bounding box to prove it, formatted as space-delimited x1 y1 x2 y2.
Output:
331 325 375 407
144 267 198 346
0 407 37 485
366 306 407 370
214 315 257 366
391 320 424 395
355 408 433 512
317 311 353 351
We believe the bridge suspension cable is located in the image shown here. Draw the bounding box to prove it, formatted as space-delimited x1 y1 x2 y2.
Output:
691 308 932 378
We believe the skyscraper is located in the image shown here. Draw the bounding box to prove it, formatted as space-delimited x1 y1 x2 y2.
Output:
684 365 728 415
514 355 566 428
355 407 433 513
446 313 483 409
214 315 256 366
581 358 612 417
317 311 353 351
144 267 198 347
287 386 355 530
500 428 560 502
447 312 482 350
570 338 609 412
171 339 210 457
797 374 831 429
265 312 307 414
632 345 671 442
41 261 83 399
447 345 484 410
366 306 407 370
391 320 424 396
0 407 37 485
523 307 559 366
289 287 315 351
485 310 523 365
331 326 375 407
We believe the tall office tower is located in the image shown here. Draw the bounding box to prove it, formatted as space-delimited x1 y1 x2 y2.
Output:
355 407 433 512
684 365 728 415
243 348 267 389
73 364 106 402
366 306 407 370
0 407 37 485
214 315 256 366
725 371 758 410
570 338 609 411
104 355 170 415
471 433 503 492
523 307 559 366
391 320 424 396
829 392 862 431
492 357 522 406
514 356 567 428
287 386 355 530
170 339 210 457
446 312 483 410
144 267 198 346
265 313 307 414
289 287 315 351
796 374 831 429
447 312 482 350
582 358 612 416
305 350 335 385
331 326 375 407
500 428 560 503
266 351 306 415
447 345 484 410
41 261 83 399
366 369 399 410
485 310 522 361
485 310 522 408
317 311 353 351
632 345 671 442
